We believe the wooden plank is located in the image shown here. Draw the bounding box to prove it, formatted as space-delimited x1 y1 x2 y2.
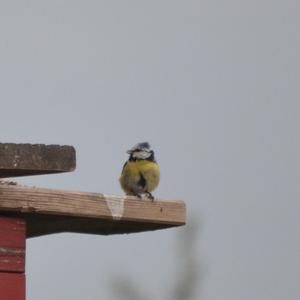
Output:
0 185 186 237
0 143 76 178
0 217 25 273
0 273 25 300
0 217 26 300
0 216 26 272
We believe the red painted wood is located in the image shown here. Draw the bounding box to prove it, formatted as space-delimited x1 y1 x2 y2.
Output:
0 273 25 300
0 248 25 273
0 217 26 273
0 218 26 248
0 216 26 300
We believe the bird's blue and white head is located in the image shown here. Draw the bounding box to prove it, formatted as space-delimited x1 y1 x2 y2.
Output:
127 142 155 161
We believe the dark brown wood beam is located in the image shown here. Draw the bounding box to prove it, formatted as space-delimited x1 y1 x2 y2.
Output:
0 143 76 178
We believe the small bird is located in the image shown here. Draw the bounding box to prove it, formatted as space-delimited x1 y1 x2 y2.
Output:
119 142 160 199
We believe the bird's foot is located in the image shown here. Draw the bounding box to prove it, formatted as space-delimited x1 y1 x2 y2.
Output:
145 192 154 201
126 192 142 199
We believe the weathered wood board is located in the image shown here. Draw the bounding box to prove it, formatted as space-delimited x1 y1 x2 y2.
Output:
0 185 186 237
0 143 76 178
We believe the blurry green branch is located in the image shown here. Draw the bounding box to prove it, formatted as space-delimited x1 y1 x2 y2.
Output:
110 220 201 300
171 221 200 300
112 277 151 300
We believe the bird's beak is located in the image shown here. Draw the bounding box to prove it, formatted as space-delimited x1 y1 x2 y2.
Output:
127 149 133 154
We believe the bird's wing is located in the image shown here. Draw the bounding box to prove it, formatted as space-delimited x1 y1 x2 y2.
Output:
121 161 128 173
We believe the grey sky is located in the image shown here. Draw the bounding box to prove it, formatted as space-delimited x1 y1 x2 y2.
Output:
1 1 299 299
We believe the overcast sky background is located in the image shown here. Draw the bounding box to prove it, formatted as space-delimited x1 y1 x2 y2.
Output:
1 1 300 299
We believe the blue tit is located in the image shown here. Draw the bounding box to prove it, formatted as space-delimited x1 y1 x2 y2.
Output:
119 142 160 199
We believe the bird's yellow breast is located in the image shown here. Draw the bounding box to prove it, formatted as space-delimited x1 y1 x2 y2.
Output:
120 160 160 194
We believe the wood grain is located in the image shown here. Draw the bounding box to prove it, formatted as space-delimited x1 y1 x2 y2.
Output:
0 143 76 178
0 185 186 237
0 217 25 273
